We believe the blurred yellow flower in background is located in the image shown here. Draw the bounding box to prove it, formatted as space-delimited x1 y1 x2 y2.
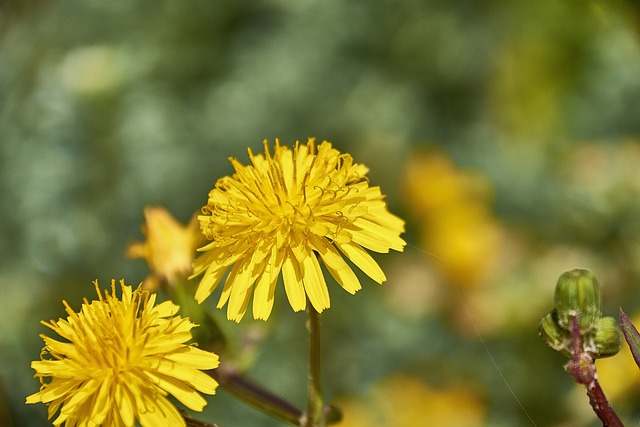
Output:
127 206 204 291
595 311 640 403
336 375 486 427
192 138 406 321
26 280 219 427
403 149 503 288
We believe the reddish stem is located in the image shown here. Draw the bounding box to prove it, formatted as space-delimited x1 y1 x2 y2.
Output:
570 316 624 427
585 379 624 427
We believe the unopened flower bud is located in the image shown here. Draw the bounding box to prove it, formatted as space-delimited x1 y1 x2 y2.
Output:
554 268 602 332
591 316 622 358
538 310 571 357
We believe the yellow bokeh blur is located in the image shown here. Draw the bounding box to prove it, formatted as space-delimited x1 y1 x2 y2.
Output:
403 150 503 288
336 375 485 427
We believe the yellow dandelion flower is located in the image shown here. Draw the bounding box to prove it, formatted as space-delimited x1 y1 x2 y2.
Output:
192 138 406 322
26 280 219 427
127 206 204 291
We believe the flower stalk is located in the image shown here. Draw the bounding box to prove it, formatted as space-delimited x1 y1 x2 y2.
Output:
568 316 623 427
305 305 325 427
211 364 303 426
586 380 623 427
181 410 223 427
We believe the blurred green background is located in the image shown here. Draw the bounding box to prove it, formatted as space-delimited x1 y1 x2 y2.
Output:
2 1 640 426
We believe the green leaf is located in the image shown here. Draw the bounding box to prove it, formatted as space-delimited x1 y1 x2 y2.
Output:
619 308 640 369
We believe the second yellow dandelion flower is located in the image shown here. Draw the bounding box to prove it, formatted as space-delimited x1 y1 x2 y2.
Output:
192 138 406 321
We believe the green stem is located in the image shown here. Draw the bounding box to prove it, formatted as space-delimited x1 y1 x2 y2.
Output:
210 365 303 426
180 409 222 427
305 306 325 427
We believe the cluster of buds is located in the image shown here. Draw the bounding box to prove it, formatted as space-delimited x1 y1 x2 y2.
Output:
538 268 622 359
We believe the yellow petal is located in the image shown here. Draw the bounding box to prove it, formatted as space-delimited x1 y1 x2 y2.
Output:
352 217 405 253
217 259 254 321
301 248 330 312
366 208 406 234
49 379 96 407
336 241 386 284
115 382 135 427
227 287 252 322
144 371 208 412
282 251 306 312
138 395 185 427
153 359 218 395
252 245 284 320
58 378 99 415
125 241 147 259
194 265 227 304
152 300 180 318
166 347 220 371
25 393 41 405
312 236 361 294
88 375 112 424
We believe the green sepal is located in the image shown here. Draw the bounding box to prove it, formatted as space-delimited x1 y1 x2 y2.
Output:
538 310 572 357
590 316 622 358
